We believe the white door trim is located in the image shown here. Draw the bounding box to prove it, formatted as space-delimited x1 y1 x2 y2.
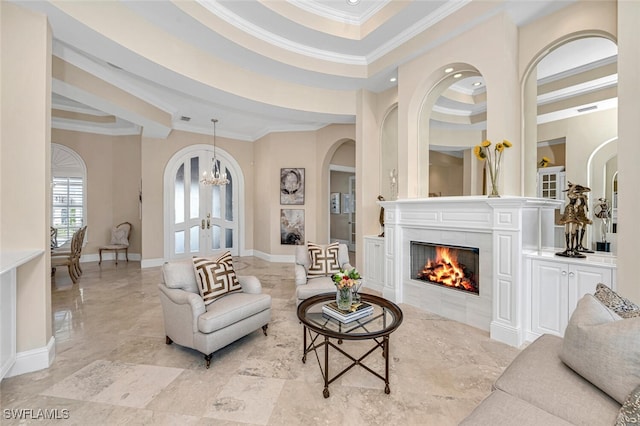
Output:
163 144 245 261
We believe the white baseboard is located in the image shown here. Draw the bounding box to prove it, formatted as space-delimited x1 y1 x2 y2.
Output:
81 253 141 263
141 258 165 269
7 336 55 378
490 321 524 348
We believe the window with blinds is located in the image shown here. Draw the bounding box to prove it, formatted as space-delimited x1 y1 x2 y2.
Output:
52 177 84 245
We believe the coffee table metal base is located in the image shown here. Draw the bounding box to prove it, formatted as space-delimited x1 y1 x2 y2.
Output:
301 325 391 398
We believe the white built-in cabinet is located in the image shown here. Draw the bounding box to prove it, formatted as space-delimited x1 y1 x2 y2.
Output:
529 256 616 338
537 166 566 200
363 236 385 292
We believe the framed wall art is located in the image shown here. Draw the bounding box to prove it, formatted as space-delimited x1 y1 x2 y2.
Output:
280 209 305 245
280 168 305 205
330 192 340 214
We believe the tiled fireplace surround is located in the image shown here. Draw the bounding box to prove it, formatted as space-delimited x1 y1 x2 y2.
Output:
379 196 561 348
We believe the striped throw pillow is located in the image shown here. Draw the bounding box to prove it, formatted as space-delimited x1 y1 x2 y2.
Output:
193 252 242 305
307 242 340 278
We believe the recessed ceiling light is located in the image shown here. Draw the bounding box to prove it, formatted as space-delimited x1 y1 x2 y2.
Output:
453 73 462 79
346 0 360 5
390 77 397 82
473 82 482 87
445 67 454 73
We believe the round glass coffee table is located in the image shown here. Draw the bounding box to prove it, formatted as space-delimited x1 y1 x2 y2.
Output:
296 292 403 398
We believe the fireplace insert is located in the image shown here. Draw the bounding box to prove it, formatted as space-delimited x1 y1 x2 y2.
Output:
410 241 479 295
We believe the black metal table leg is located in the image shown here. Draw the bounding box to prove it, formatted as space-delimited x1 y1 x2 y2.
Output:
384 336 390 394
323 335 330 398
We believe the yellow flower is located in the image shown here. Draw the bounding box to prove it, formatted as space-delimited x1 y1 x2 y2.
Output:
481 140 491 148
503 140 512 148
473 145 486 160
496 143 504 153
538 156 551 168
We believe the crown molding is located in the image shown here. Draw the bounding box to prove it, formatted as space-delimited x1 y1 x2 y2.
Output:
197 0 367 66
52 117 141 136
287 0 390 25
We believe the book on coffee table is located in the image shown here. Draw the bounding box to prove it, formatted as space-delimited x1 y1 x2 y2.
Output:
322 301 374 323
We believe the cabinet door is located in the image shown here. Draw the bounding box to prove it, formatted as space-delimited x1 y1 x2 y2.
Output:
364 237 384 290
567 264 613 315
531 260 569 336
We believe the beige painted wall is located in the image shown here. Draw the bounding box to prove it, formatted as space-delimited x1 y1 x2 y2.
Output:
52 129 142 256
331 140 355 167
1 3 52 353
428 151 464 196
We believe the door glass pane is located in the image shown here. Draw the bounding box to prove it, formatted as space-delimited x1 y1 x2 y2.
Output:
212 181 221 219
174 230 185 254
225 229 233 248
190 157 199 219
175 164 185 224
225 168 233 221
211 225 221 250
190 226 199 253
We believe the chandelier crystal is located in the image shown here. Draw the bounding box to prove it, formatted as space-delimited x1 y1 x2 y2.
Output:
201 118 229 186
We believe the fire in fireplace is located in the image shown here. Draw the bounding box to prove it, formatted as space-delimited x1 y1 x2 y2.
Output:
411 241 479 295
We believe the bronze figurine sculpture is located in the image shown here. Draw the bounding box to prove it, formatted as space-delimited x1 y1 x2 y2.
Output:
557 182 592 258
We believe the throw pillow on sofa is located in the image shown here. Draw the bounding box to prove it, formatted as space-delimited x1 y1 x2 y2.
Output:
306 242 340 278
560 294 640 405
594 283 640 318
616 384 640 426
193 251 242 305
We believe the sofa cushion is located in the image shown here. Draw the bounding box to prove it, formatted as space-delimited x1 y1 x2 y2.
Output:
594 283 640 318
162 261 199 294
560 294 640 405
198 292 271 334
494 334 620 426
307 242 341 278
193 252 242 305
616 384 640 426
459 390 574 426
295 276 336 300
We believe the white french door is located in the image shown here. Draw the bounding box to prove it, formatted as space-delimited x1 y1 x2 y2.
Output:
166 146 239 260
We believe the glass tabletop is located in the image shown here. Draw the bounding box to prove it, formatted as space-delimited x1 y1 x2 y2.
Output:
296 293 403 340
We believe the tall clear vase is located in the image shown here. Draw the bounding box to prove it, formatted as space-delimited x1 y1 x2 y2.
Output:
489 162 501 198
336 287 352 311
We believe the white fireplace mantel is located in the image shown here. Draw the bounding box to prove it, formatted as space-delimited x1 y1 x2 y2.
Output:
379 196 562 347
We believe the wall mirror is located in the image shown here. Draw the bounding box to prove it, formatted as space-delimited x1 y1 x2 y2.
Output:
524 36 618 251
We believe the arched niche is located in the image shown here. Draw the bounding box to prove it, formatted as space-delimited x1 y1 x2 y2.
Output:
417 63 486 198
380 105 398 200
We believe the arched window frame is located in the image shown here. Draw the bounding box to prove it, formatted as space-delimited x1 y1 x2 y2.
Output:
51 143 87 246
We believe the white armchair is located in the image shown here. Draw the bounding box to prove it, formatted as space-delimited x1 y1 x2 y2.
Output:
158 258 271 368
294 243 352 304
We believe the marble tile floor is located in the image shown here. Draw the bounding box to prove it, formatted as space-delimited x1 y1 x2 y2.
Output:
1 257 520 425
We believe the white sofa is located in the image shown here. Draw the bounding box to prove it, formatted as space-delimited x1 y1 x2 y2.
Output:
158 259 272 368
294 243 351 304
461 292 639 425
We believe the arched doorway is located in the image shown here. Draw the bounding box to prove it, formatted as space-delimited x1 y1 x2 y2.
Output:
164 144 243 260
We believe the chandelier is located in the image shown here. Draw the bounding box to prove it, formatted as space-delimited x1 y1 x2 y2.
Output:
201 118 229 186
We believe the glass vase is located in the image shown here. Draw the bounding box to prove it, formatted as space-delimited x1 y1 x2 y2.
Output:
488 162 501 198
336 286 352 311
351 280 362 303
